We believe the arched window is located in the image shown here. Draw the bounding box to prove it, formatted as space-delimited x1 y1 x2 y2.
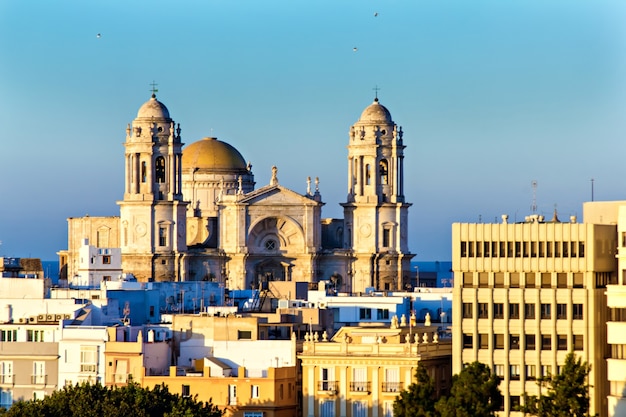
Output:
365 164 371 185
379 160 388 185
141 161 147 183
155 156 166 183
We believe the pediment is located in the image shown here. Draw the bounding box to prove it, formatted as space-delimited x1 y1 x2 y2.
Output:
239 185 322 207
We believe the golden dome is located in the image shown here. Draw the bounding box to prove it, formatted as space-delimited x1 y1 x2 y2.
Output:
359 98 392 123
182 137 247 170
136 94 170 119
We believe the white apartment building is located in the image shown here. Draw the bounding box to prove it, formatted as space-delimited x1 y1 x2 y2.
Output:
452 212 614 416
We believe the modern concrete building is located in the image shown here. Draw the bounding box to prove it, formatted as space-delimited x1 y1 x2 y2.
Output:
299 320 452 417
452 210 615 416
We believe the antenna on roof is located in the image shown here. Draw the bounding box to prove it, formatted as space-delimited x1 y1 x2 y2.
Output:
590 178 594 201
530 180 537 214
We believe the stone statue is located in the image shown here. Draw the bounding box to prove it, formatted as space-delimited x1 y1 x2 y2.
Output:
424 312 431 326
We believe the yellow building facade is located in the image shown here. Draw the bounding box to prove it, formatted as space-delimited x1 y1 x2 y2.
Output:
299 322 451 417
452 216 615 416
141 364 298 417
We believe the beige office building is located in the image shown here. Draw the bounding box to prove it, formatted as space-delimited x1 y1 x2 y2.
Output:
452 210 615 416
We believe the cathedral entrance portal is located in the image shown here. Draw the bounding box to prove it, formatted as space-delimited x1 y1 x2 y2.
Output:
253 259 291 289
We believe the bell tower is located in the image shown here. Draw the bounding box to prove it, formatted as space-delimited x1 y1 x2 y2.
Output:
117 94 188 282
342 97 414 292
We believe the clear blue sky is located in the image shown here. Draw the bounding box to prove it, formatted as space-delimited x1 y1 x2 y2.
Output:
1 0 625 262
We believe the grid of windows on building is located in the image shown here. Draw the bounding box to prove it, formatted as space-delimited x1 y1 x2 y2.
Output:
459 240 585 258
27 330 44 342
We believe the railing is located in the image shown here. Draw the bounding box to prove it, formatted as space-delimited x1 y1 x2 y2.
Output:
381 381 401 392
318 380 338 392
31 374 47 385
0 375 13 384
350 381 370 392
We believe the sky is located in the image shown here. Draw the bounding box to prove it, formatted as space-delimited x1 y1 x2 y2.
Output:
1 0 625 262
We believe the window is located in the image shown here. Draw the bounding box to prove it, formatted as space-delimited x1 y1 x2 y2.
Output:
510 273 519 288
541 273 552 288
377 309 390 320
461 242 467 257
479 334 489 349
573 273 584 288
352 400 368 417
494 334 504 349
525 273 536 288
229 384 237 406
493 364 504 378
556 304 567 320
80 346 98 373
524 303 536 319
484 241 490 257
382 229 390 247
510 365 520 380
159 226 167 246
540 304 551 319
478 303 488 319
321 367 337 391
511 396 521 410
573 335 584 351
493 303 504 319
251 385 260 398
557 335 568 350
509 303 520 319
383 368 399 392
359 308 372 320
0 362 13 384
0 389 12 409
244 413 264 417
382 401 394 417
141 161 147 182
462 303 473 319
32 361 45 385
557 273 567 288
463 272 473 287
181 385 190 397
541 365 551 378
525 334 536 350
155 156 166 183
238 330 252 340
1 330 17 342
525 365 536 380
463 334 473 348
102 255 111 265
494 273 504 288
539 241 545 257
27 330 44 342
510 334 520 350
573 304 583 320
352 368 368 392
365 164 371 185
579 242 585 257
478 272 488 287
541 335 552 350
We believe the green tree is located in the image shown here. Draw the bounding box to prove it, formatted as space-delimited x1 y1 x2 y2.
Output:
393 362 437 417
0 381 223 417
435 361 502 417
519 352 592 417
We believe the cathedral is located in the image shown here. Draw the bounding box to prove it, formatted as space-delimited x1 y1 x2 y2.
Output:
60 94 413 293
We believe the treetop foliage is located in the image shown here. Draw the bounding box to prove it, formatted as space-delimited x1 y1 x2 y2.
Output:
0 381 223 417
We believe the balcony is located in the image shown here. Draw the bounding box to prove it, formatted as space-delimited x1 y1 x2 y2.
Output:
382 381 401 393
318 380 338 394
350 381 371 393
114 373 128 384
31 374 47 385
0 375 13 384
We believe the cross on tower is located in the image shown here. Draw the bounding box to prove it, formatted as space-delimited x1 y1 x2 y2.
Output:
372 85 381 99
149 81 159 95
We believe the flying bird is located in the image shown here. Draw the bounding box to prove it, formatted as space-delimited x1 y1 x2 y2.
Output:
374 12 378 17
96 33 101 38
353 47 358 52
